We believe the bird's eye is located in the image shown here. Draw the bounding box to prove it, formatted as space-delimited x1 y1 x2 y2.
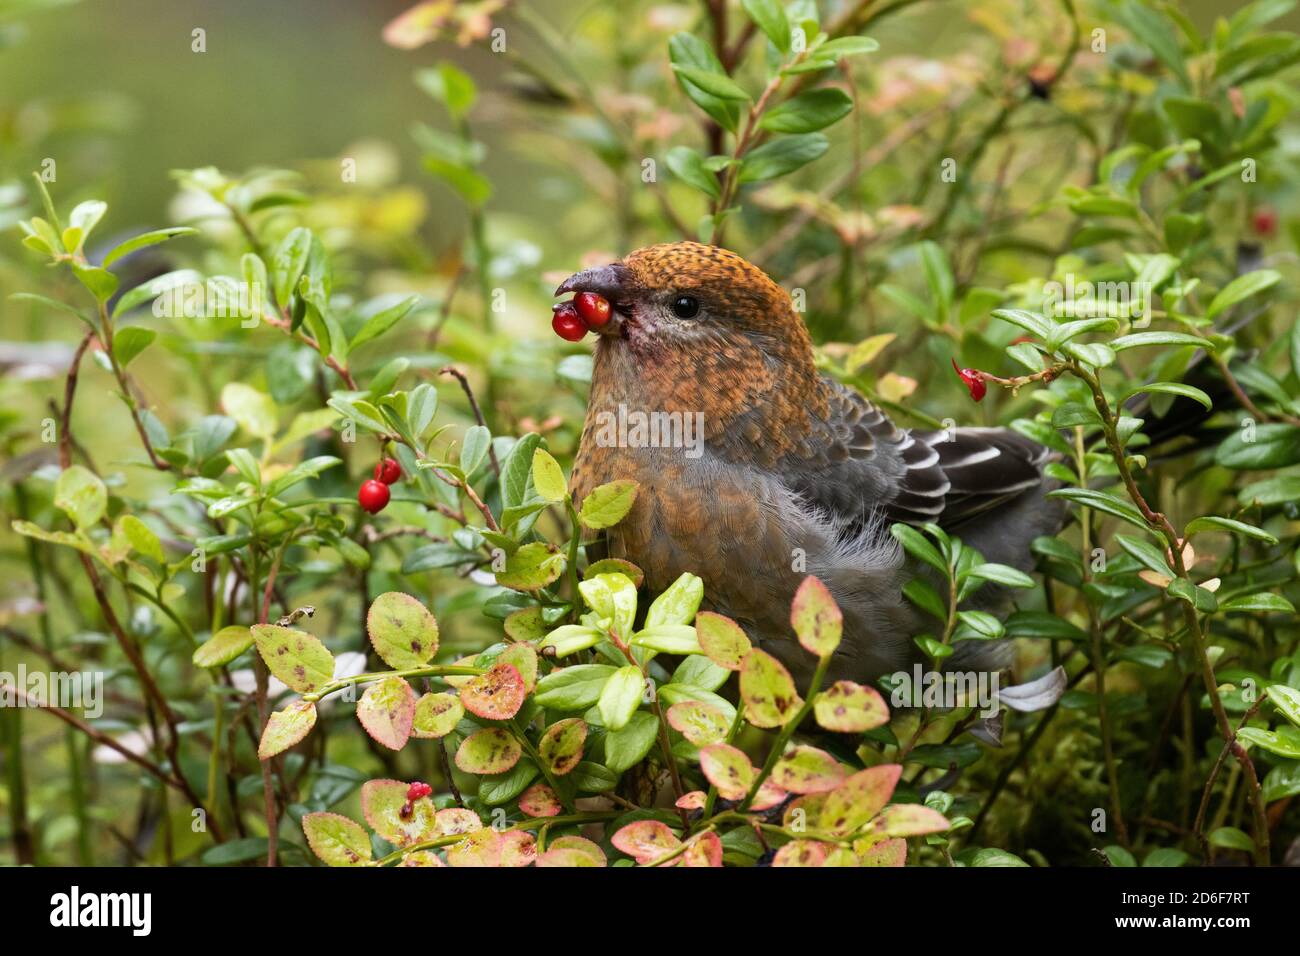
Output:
670 295 700 319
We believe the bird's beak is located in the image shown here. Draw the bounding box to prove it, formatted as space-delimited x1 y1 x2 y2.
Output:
555 262 635 336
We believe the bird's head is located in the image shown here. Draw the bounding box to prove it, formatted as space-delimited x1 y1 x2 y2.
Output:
555 241 814 366
556 241 823 454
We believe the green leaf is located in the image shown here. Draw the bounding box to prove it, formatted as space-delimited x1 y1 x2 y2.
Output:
1184 516 1277 545
1206 269 1281 320
1267 685 1300 728
1238 476 1300 506
579 479 638 529
1112 0 1191 88
302 812 371 867
668 32 742 132
265 455 341 497
251 624 335 694
1209 826 1255 853
890 523 948 573
758 88 852 133
991 308 1051 338
597 665 644 731
1237 725 1300 758
366 591 439 669
1166 577 1217 613
192 626 255 668
815 35 879 59
742 0 790 51
221 382 278 439
71 263 118 303
496 542 565 591
1220 593 1294 614
258 700 317 759
540 624 606 658
54 465 106 528
699 743 756 800
1121 381 1212 410
738 133 829 183
1110 331 1209 351
1215 424 1300 470
531 447 567 502
534 664 617 710
903 578 947 620
102 226 198 268
665 145 722 199
644 571 703 629
604 711 659 774
271 227 312 306
350 294 419 350
1115 534 1173 576
500 432 541 511
967 563 1036 588
672 65 750 101
1046 487 1148 529
629 625 701 655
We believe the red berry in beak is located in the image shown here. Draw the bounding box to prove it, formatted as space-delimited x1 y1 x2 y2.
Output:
406 781 433 801
573 291 612 327
358 479 390 514
552 302 588 342
951 357 987 402
374 458 402 484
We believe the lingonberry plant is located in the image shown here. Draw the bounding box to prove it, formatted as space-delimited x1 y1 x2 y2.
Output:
3 0 1299 870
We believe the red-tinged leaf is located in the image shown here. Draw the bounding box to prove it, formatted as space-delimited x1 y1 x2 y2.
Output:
699 743 755 800
791 576 842 657
679 830 723 868
251 623 335 693
772 840 829 867
302 811 371 867
445 827 503 867
676 790 707 811
366 591 438 669
518 782 563 817
820 765 902 835
739 648 803 728
813 680 890 732
612 820 681 864
411 691 463 738
666 700 729 746
695 611 751 670
500 831 537 867
823 847 860 866
858 837 907 867
356 676 416 750
460 661 526 720
538 718 588 776
869 803 949 838
498 642 539 692
536 836 607 867
750 778 788 811
400 850 446 866
771 745 847 794
361 779 437 846
455 727 522 774
435 807 483 836
258 699 316 760
784 792 829 828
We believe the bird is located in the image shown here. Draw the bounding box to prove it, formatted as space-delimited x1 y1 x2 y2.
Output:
556 241 1064 689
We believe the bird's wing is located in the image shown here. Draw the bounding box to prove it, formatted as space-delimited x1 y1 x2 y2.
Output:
779 377 1048 528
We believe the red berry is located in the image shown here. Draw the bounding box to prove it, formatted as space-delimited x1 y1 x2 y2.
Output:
573 291 612 328
406 781 433 801
374 458 402 484
358 479 390 514
1252 207 1278 239
951 357 987 403
552 302 588 342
